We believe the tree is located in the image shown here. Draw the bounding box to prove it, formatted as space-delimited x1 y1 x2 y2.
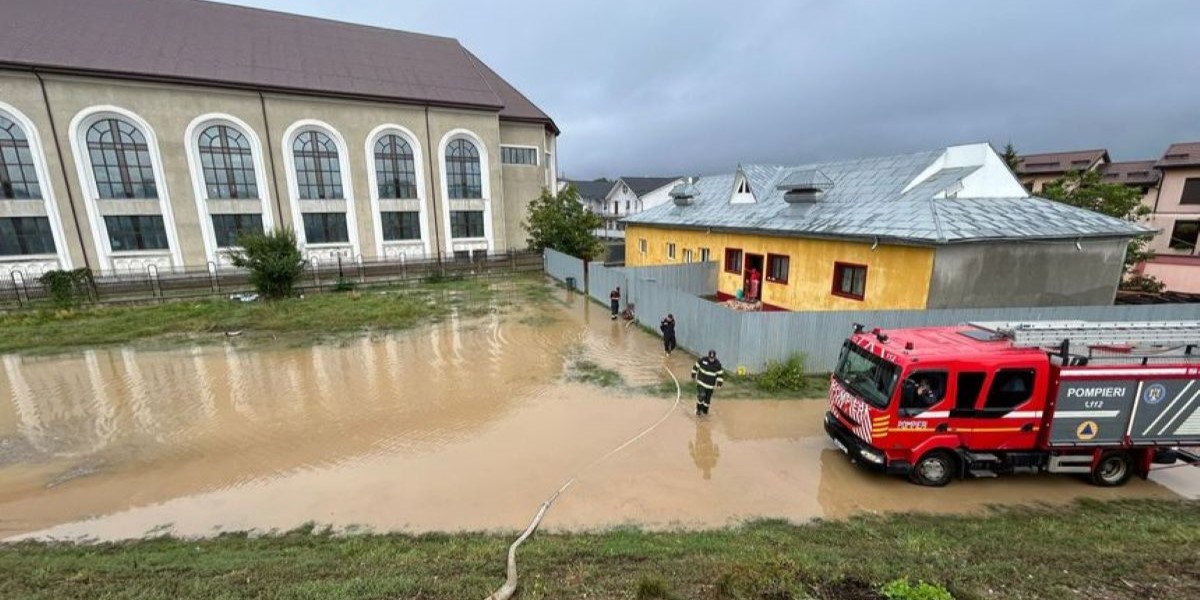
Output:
227 228 307 299
1039 169 1159 289
523 184 604 260
1002 143 1020 171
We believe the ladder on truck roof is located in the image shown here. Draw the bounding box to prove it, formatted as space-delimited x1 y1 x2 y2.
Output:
967 320 1200 349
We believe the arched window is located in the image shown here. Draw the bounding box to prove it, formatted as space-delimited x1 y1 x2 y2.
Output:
86 118 157 199
198 124 258 199
0 116 41 200
374 134 417 199
445 138 481 199
292 130 343 200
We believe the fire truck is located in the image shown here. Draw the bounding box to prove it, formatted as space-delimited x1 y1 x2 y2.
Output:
824 320 1200 486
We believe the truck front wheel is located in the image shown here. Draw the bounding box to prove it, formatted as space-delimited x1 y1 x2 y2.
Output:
911 450 956 487
1090 452 1133 487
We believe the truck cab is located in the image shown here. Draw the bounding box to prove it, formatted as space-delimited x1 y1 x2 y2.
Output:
825 321 1200 487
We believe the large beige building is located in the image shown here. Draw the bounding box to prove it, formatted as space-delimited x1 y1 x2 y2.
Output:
0 0 558 278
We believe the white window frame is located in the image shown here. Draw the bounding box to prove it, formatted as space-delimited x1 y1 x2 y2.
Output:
282 119 359 258
700 247 711 262
0 101 72 273
683 248 693 263
438 129 494 255
365 124 431 259
499 144 539 167
68 105 183 271
184 114 275 264
638 238 647 255
667 242 676 261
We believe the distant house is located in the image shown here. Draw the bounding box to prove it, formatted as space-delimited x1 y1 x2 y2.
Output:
1017 144 1199 293
562 176 682 239
561 179 617 238
1014 149 1110 193
624 143 1148 311
1144 142 1200 292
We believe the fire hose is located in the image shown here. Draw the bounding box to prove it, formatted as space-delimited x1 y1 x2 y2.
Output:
483 362 683 600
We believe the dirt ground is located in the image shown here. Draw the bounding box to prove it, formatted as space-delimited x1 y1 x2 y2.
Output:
0 287 1191 541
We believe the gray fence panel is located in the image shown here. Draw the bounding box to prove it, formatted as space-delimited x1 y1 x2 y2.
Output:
625 261 717 296
629 279 742 365
739 303 1200 373
544 248 585 289
588 262 626 306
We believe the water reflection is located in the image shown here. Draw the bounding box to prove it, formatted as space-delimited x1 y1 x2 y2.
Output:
689 419 719 480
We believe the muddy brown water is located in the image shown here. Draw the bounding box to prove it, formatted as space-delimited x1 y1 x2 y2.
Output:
0 289 1191 541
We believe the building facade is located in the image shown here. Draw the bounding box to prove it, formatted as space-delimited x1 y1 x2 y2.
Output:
625 143 1145 311
0 0 558 278
1016 143 1200 293
1143 142 1200 292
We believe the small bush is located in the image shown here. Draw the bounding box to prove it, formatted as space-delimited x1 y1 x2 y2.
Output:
37 268 93 308
635 577 675 600
227 229 306 299
881 578 954 600
1121 273 1166 293
754 353 808 393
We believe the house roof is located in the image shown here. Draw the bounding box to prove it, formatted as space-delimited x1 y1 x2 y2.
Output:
624 145 1149 245
1015 149 1109 176
0 0 557 132
1099 160 1161 187
1155 142 1200 169
619 177 682 197
565 179 615 202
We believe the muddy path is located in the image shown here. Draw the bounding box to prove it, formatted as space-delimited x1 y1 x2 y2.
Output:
0 286 1189 541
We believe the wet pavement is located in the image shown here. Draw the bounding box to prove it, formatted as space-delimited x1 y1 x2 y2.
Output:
0 287 1191 541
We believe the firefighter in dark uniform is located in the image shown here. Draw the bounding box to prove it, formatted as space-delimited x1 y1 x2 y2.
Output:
691 350 724 416
660 313 677 355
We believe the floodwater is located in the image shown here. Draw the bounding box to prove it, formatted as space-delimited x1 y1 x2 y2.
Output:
0 288 1191 542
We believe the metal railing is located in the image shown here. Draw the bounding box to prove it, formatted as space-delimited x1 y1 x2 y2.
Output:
0 251 543 309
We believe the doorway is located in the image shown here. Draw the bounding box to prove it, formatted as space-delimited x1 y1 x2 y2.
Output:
744 253 764 301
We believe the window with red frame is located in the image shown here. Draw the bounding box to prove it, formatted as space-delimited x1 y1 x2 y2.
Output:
765 253 790 284
724 248 743 274
832 262 867 300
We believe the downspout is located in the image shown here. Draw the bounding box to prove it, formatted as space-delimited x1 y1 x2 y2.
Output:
34 69 92 271
424 106 443 262
258 92 285 227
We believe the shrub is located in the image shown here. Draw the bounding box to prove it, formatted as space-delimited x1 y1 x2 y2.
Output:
1121 273 1166 293
634 577 675 600
226 229 306 299
37 268 93 308
881 578 954 600
755 353 808 393
331 277 356 293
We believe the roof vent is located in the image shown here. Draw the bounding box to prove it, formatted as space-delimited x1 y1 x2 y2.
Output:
777 168 833 203
670 178 699 206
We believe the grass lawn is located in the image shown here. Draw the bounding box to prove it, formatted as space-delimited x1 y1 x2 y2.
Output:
1 499 1195 599
0 275 554 355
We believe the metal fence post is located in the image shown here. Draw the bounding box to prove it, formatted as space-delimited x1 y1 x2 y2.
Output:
11 272 25 308
147 264 162 303
208 261 220 293
312 256 320 288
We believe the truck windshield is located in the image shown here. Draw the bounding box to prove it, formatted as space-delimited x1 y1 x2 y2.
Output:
833 341 900 409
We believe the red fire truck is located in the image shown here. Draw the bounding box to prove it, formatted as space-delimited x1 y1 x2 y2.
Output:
824 320 1200 486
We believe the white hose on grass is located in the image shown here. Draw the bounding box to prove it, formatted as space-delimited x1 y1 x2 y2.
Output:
483 363 683 600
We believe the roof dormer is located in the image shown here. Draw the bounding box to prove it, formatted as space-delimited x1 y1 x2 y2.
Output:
731 169 756 204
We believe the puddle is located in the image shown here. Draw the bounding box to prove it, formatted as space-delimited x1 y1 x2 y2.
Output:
0 287 1189 541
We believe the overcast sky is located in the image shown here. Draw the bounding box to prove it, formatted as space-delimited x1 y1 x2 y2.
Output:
225 0 1200 180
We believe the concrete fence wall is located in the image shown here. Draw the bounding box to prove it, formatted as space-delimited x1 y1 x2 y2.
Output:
545 253 1200 374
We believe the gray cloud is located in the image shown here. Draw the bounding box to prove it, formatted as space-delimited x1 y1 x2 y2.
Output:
225 0 1200 179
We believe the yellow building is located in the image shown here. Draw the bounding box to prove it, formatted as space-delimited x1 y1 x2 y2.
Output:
624 143 1146 311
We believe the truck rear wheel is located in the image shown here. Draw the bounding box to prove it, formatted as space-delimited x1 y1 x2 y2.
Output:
911 450 956 487
1090 452 1133 487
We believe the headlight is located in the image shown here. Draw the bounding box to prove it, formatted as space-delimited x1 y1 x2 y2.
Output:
859 447 884 464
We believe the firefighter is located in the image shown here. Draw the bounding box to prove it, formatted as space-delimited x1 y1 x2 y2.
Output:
609 287 621 320
691 350 724 416
660 313 677 355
